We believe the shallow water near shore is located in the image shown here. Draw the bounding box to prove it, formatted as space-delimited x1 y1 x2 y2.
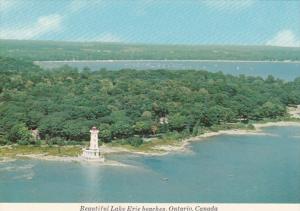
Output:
0 126 300 202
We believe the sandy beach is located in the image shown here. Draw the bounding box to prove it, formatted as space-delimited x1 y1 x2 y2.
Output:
13 153 130 167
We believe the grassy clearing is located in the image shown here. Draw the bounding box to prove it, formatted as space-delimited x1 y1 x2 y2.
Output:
0 145 82 157
107 137 182 153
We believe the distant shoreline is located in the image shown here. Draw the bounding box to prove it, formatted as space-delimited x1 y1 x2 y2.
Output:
34 59 300 63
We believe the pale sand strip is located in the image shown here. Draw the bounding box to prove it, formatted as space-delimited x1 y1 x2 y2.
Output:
14 154 129 167
0 157 17 163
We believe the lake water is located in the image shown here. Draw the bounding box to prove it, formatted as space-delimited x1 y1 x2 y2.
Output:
35 60 300 81
1 126 300 202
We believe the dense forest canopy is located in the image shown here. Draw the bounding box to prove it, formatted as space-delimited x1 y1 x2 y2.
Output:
0 57 300 146
1 39 300 61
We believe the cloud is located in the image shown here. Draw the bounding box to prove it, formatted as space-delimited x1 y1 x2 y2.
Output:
266 30 300 47
67 0 103 13
71 33 123 42
68 0 89 12
93 33 123 42
0 0 104 40
0 0 18 12
0 14 63 39
203 0 254 11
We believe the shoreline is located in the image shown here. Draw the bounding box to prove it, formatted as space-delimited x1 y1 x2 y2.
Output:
0 153 130 167
101 121 300 156
34 59 300 64
1 120 300 163
127 121 300 157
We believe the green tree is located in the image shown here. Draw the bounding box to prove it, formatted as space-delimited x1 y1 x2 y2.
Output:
8 123 33 145
169 113 187 131
260 101 286 119
99 123 112 142
134 120 152 136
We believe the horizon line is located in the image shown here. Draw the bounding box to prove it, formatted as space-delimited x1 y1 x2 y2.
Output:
1 39 300 48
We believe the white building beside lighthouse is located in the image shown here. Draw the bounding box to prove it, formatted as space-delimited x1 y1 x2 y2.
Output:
81 126 104 161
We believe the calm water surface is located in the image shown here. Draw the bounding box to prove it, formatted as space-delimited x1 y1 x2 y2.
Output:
1 126 300 202
35 60 300 80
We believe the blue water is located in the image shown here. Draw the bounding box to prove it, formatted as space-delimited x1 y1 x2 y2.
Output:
35 60 300 81
0 126 300 202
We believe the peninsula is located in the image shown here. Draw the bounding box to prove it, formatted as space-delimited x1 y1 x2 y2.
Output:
1 57 300 162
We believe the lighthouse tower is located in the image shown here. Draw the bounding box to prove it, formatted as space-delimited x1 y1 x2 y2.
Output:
81 126 103 161
90 126 99 150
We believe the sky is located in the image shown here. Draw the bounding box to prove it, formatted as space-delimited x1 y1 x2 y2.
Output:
0 0 300 47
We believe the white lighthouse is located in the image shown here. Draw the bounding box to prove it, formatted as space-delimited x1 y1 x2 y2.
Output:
81 126 104 161
90 126 99 150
